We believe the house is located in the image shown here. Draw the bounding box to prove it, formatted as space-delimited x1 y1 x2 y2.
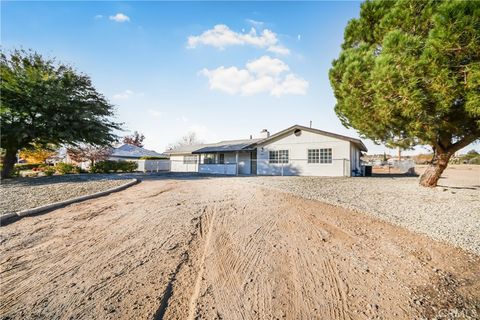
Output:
109 144 168 161
166 125 367 176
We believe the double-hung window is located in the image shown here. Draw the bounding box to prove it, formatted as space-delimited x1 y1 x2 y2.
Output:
308 148 332 164
183 155 197 164
269 150 289 164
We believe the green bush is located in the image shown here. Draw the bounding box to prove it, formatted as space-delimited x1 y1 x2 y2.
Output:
90 160 137 173
14 163 42 171
44 167 56 176
139 156 169 160
468 156 480 165
55 162 80 174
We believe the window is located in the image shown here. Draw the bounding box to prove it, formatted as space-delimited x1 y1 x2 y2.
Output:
308 148 332 164
219 154 225 164
308 149 319 163
269 150 289 164
183 155 197 164
203 154 215 164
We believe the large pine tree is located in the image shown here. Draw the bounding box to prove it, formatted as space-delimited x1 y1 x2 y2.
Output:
330 0 480 187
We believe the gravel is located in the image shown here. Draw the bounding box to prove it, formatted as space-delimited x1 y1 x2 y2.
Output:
245 175 480 255
0 174 135 215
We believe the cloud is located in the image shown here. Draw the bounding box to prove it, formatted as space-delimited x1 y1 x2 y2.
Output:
246 19 264 28
109 13 130 23
187 24 290 55
94 14 103 20
246 55 289 76
200 55 308 97
148 109 162 118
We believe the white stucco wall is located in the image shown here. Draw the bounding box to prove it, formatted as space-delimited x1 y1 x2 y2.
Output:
199 164 236 175
256 130 352 177
170 154 198 172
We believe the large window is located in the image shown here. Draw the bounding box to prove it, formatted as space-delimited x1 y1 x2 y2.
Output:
183 155 197 164
203 154 215 164
308 148 332 164
269 150 289 164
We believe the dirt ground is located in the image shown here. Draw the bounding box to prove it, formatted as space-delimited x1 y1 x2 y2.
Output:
1 177 479 319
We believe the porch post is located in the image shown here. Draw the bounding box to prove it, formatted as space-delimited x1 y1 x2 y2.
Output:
235 152 239 176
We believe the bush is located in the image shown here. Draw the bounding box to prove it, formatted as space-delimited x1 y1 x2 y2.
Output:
139 156 169 160
14 163 42 171
468 156 480 165
44 167 56 176
90 160 137 173
55 162 80 174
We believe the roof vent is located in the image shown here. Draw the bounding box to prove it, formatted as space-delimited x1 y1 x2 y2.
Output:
294 129 302 136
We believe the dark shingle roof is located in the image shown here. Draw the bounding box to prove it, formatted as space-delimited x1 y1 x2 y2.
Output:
111 144 168 158
192 139 262 153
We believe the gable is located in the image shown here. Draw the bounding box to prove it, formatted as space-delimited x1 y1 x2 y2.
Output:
257 125 367 152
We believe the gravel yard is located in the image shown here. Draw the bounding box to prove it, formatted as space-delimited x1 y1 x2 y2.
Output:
0 175 134 215
245 166 480 255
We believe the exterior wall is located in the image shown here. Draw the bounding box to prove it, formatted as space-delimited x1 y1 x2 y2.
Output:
137 160 170 172
349 143 361 173
238 152 252 175
256 130 351 177
170 154 199 172
199 164 236 175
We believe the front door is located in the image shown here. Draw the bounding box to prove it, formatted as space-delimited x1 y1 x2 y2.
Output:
251 150 257 175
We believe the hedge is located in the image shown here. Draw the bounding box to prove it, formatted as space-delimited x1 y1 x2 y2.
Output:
54 163 80 174
14 163 43 171
90 160 137 173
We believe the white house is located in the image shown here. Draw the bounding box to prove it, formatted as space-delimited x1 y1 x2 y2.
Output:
166 125 367 177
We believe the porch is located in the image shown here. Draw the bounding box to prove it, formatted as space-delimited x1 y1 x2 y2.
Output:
192 150 257 175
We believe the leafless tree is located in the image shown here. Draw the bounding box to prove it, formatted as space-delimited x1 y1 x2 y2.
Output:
168 132 202 150
123 131 145 147
67 144 112 166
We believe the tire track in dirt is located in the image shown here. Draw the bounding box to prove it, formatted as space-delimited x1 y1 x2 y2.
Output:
2 177 479 319
187 204 216 320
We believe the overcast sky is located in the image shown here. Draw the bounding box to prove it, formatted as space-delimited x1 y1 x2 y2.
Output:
2 1 477 155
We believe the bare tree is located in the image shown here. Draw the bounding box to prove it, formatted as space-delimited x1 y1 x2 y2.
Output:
123 131 145 147
168 132 201 150
67 144 112 166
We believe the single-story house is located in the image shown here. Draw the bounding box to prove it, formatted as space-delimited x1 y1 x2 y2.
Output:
109 144 168 161
165 124 367 177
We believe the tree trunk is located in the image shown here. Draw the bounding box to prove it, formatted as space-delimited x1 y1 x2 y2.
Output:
419 151 452 187
1 147 18 179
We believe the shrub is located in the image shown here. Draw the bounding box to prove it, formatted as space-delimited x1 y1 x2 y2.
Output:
14 163 42 171
117 161 137 172
468 156 480 165
55 162 80 174
44 167 56 176
90 160 137 173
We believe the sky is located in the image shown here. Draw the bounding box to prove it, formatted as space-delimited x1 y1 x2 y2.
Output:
2 1 477 155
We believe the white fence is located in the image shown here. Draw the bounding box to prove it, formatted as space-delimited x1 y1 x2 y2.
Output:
137 160 170 173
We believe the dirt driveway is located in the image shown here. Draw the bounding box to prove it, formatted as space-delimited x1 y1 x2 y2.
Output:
1 177 479 319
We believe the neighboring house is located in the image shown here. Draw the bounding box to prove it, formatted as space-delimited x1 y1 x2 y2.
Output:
109 144 168 161
166 124 367 177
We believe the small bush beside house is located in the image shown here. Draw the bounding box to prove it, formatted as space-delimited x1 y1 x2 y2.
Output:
54 163 81 174
90 160 137 173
